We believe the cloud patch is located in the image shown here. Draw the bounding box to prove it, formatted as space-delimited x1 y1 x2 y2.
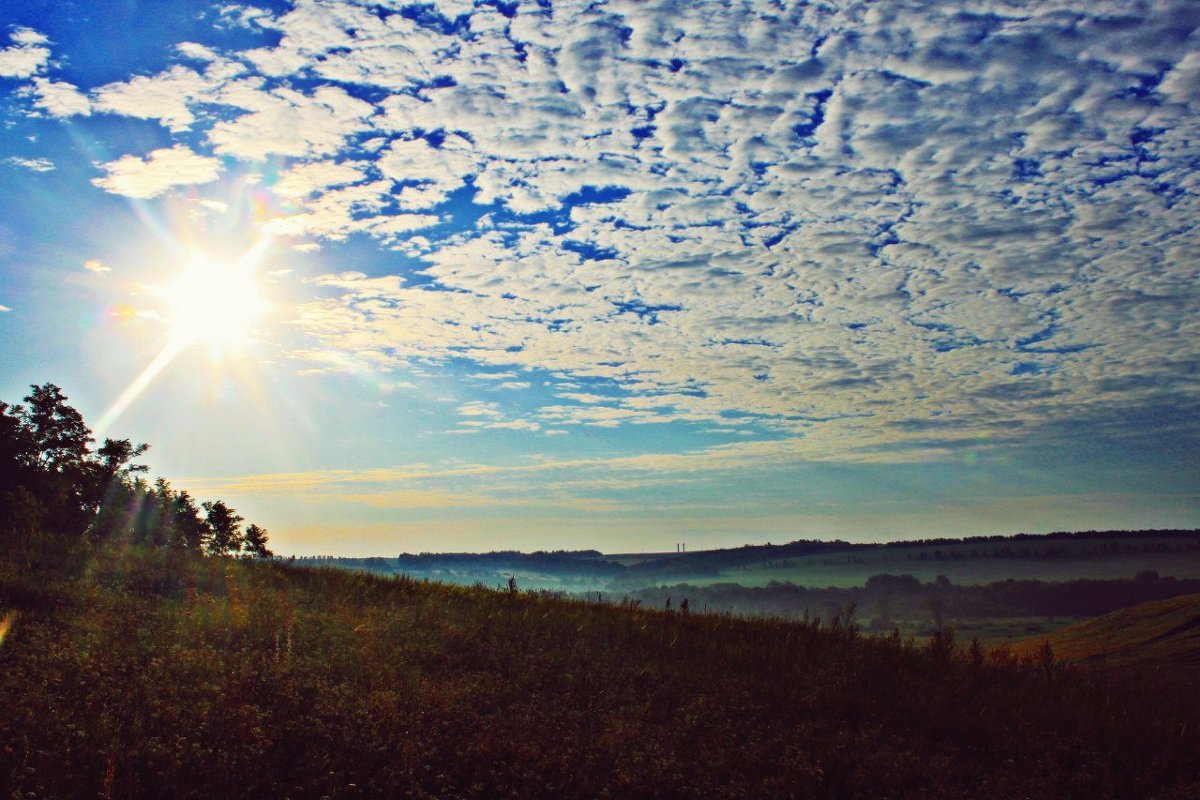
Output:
91 145 222 198
30 77 90 117
5 156 54 172
0 28 49 78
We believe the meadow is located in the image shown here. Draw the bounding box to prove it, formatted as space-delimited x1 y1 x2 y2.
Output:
2 527 1199 799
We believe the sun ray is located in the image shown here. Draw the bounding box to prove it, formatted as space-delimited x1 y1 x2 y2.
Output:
93 339 182 439
94 237 276 436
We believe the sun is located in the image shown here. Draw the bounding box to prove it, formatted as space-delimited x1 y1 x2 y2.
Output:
95 239 278 437
166 250 271 349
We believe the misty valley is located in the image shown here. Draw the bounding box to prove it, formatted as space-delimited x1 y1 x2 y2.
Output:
299 529 1200 644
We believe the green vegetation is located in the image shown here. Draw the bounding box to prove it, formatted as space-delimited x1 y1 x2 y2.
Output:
1 383 270 558
2 531 1199 799
622 572 1200 643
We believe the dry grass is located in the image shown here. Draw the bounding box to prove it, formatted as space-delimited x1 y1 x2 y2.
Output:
1014 593 1200 690
1 531 1198 799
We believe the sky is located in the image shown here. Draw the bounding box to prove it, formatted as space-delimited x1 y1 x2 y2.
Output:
0 0 1198 556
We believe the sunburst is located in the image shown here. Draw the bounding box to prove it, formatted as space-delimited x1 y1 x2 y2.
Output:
166 245 272 349
95 237 276 436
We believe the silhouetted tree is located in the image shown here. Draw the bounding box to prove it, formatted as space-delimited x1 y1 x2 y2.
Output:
243 523 273 559
1 382 271 561
1 384 96 532
92 437 148 500
170 489 207 551
23 383 92 473
204 500 244 556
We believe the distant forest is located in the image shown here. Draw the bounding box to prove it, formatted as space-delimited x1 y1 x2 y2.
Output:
618 530 1200 578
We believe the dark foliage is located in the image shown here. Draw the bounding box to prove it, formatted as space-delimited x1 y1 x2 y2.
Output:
1 535 1198 799
0 383 269 559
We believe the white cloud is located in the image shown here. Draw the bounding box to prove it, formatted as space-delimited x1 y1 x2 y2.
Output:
208 84 374 160
193 199 229 215
0 304 11 312
30 77 90 117
9 28 47 46
377 135 481 197
176 41 220 62
457 401 502 418
93 66 216 131
455 398 541 432
262 179 438 241
273 160 366 198
5 156 54 172
91 145 222 198
26 0 1200 463
83 259 111 274
0 28 49 77
216 4 274 30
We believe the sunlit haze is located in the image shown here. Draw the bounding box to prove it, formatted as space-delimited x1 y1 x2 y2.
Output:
1 0 1197 555
166 248 272 350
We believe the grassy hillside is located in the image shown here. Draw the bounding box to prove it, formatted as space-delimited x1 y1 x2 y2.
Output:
1015 593 1200 690
2 531 1199 799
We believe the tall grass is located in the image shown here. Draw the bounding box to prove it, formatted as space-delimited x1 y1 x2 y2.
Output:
1 532 1197 799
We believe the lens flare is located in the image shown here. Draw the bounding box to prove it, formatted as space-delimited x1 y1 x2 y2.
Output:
0 611 15 649
94 237 275 437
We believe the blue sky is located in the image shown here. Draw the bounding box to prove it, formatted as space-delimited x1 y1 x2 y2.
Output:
1 0 1197 555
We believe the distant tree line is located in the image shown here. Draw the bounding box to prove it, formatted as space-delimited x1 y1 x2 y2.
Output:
0 383 271 558
617 573 1200 627
291 550 621 577
624 529 1200 578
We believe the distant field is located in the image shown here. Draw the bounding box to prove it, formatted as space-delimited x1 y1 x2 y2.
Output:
308 532 1200 598
687 537 1200 588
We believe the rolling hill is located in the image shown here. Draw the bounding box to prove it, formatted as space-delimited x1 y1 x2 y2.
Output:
1015 592 1200 689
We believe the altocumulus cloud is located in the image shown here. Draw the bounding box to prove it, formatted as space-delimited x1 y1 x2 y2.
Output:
0 28 50 78
91 145 222 199
7 0 1200 463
